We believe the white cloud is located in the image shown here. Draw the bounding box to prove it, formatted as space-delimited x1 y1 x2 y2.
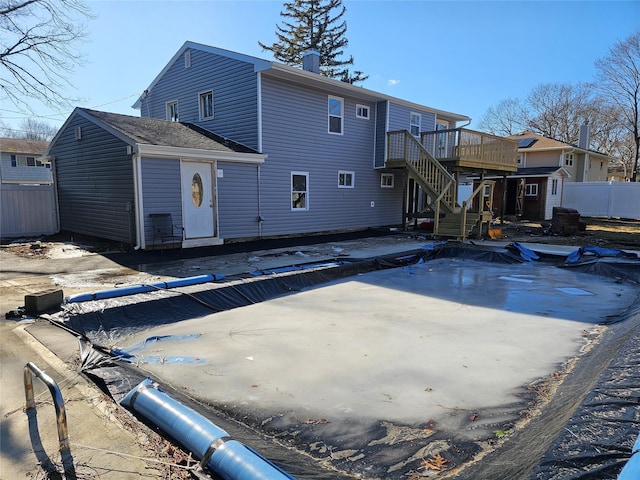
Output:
388 79 400 87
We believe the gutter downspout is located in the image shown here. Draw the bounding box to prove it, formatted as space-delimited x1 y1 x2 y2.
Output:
132 148 144 250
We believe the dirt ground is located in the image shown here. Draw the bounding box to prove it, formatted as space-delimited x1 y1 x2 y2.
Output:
486 217 640 251
2 217 638 259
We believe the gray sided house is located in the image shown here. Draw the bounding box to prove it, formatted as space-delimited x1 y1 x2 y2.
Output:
48 108 265 249
52 42 516 248
131 42 471 244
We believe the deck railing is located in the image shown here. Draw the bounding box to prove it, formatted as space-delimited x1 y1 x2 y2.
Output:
387 130 457 213
420 128 518 171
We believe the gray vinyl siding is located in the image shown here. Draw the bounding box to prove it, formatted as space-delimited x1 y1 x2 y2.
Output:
140 157 183 246
140 48 260 150
50 115 136 244
388 103 436 133
217 162 260 239
258 76 402 237
374 101 388 168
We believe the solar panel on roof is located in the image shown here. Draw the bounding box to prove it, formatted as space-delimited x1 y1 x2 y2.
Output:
518 138 537 148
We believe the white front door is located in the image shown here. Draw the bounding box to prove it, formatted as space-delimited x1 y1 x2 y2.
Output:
181 161 215 239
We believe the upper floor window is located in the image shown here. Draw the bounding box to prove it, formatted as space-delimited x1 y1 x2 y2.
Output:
184 50 191 68
328 96 343 134
338 171 354 188
166 101 179 122
517 154 522 165
356 104 369 120
199 91 214 120
551 178 558 195
564 153 573 167
410 113 421 136
11 155 50 168
291 172 309 210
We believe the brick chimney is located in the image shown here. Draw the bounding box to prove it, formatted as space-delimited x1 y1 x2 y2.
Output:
302 50 320 74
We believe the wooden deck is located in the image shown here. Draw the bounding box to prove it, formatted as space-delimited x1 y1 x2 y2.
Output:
419 128 518 173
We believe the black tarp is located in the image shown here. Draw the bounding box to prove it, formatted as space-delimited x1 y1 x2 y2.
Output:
45 242 640 480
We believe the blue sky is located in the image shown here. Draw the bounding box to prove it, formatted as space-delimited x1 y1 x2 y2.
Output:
2 0 639 134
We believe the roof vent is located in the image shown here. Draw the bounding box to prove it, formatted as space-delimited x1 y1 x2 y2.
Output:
302 50 320 74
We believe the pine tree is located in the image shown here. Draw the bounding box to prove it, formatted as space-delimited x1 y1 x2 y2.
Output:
259 0 368 84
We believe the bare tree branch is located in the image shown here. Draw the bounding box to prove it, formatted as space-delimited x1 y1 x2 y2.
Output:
0 0 92 113
595 30 640 181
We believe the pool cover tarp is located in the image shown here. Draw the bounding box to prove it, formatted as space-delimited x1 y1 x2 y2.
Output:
48 243 640 479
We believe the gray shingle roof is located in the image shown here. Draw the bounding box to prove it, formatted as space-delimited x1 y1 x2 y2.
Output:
79 108 258 154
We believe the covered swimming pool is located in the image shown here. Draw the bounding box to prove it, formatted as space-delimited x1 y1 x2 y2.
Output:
48 242 640 479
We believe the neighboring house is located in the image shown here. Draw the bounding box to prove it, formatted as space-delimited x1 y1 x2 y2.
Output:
48 41 517 248
0 138 52 184
473 127 612 221
0 138 58 238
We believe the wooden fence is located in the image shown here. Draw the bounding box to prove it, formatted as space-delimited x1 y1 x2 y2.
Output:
562 182 640 220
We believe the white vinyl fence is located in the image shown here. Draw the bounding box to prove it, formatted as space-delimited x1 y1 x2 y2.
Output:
1 183 59 238
562 182 640 220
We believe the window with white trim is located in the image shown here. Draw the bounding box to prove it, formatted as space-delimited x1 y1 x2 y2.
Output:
525 183 538 196
517 154 522 165
381 173 394 188
199 91 214 120
291 172 309 210
410 113 421 136
551 178 558 195
11 155 50 168
184 50 191 68
338 171 354 188
328 96 343 134
564 153 573 166
356 104 369 119
166 101 179 122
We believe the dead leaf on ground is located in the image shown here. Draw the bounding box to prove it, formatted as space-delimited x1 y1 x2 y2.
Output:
420 453 449 471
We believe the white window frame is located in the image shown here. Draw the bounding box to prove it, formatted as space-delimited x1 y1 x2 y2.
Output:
551 178 558 195
166 101 179 122
338 171 355 188
410 112 421 136
356 104 369 120
525 183 538 197
517 154 522 165
381 173 394 188
199 90 214 120
564 153 573 166
291 171 309 211
328 96 343 135
184 50 191 68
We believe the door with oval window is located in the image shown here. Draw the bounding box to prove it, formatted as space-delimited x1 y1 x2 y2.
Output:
181 161 215 239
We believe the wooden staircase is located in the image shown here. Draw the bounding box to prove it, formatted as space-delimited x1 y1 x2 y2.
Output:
387 130 495 240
